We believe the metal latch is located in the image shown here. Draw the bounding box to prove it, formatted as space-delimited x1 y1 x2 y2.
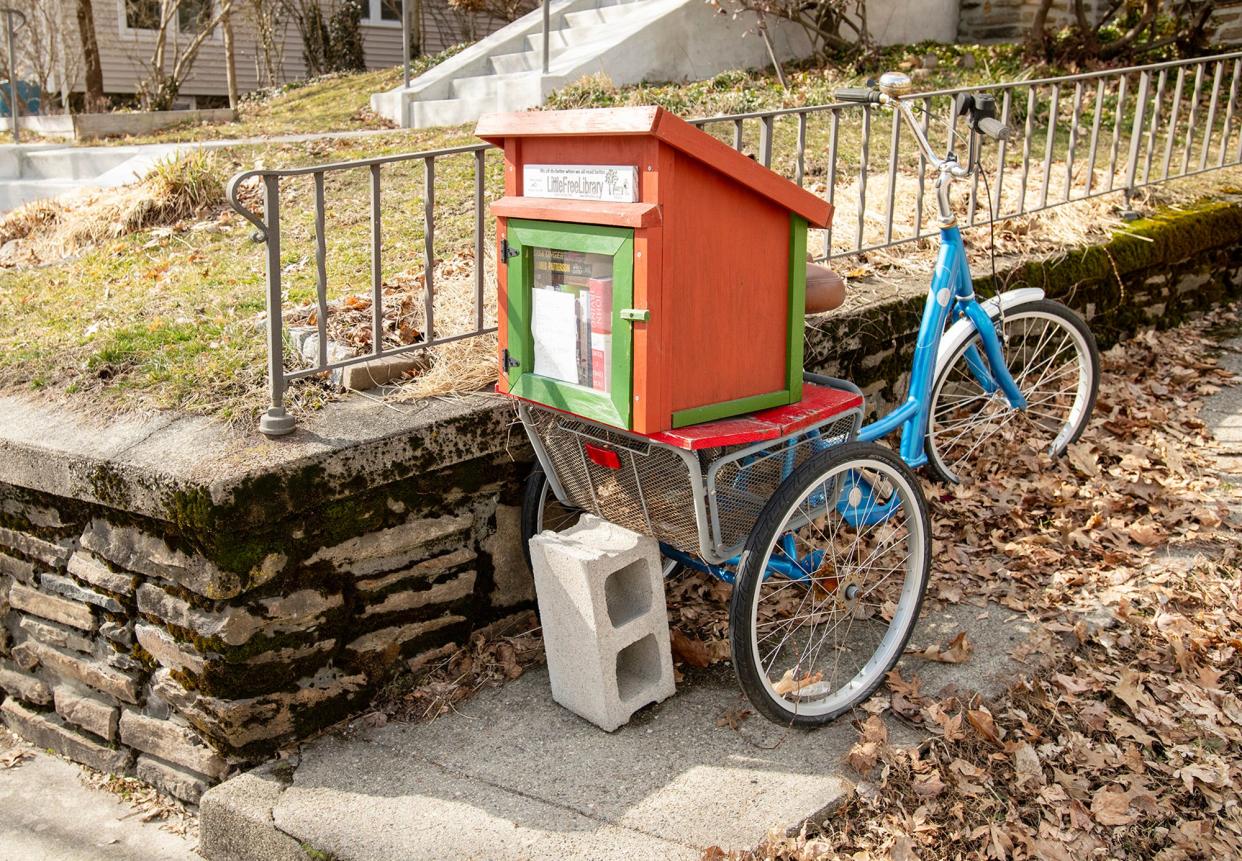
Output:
501 239 520 261
503 348 520 371
620 308 650 323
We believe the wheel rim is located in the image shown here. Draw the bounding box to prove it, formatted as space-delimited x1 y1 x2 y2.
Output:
929 310 1092 483
533 477 680 577
748 456 926 719
533 478 583 534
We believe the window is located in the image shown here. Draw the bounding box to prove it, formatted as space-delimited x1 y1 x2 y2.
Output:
124 0 161 30
366 0 402 24
178 0 213 33
122 0 217 34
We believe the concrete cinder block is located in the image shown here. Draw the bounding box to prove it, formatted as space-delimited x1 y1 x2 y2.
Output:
530 514 674 731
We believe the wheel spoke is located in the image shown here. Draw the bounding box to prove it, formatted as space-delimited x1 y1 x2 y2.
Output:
739 445 928 723
928 307 1094 482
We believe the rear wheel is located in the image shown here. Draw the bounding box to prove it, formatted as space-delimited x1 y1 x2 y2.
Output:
926 299 1099 484
729 442 931 726
520 464 584 572
520 465 680 577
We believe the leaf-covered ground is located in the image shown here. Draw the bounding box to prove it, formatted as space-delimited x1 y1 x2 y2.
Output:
362 306 1240 861
684 308 1241 859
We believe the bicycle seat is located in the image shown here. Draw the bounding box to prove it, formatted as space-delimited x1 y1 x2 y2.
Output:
806 262 846 314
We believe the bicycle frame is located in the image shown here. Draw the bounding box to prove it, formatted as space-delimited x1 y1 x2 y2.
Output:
664 93 1034 581
855 221 1027 468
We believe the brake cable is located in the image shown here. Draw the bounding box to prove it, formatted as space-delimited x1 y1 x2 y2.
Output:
921 100 1008 341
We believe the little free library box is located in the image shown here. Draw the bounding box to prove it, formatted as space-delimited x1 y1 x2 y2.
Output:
477 106 833 435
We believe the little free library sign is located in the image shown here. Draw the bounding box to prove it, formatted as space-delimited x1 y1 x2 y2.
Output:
523 164 639 203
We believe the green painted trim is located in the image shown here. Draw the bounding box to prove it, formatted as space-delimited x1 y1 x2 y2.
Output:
505 218 634 428
786 215 807 402
671 389 790 429
512 373 628 427
508 219 630 256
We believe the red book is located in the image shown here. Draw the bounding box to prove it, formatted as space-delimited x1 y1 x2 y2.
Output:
588 277 613 391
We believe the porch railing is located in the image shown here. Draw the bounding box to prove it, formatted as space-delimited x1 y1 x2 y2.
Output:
229 50 1242 435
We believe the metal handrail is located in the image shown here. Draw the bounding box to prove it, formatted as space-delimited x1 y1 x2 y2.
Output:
232 51 1242 435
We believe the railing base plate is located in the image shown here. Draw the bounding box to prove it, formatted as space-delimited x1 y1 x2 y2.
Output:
259 410 297 436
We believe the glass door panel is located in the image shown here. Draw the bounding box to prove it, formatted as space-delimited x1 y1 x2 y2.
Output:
506 220 633 428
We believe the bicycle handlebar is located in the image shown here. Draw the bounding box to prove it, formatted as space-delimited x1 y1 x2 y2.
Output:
975 116 1013 142
835 87 883 104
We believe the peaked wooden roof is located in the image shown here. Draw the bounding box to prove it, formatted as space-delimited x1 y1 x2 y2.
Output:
475 106 833 228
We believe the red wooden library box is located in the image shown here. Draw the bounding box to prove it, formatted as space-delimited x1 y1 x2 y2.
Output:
476 106 833 435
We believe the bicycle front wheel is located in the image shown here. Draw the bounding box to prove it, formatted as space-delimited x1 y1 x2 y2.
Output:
729 442 931 727
926 299 1100 484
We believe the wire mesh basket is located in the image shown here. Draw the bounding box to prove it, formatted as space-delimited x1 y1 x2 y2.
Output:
520 400 862 565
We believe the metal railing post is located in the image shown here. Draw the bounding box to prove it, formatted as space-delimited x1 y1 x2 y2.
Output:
1121 71 1150 220
401 0 411 89
2 8 23 145
542 1 550 75
258 174 296 436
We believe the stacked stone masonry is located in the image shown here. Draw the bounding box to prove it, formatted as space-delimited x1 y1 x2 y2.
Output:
0 445 533 804
956 0 1242 45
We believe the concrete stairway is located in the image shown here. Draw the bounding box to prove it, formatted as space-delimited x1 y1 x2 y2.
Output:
0 143 184 212
371 0 813 129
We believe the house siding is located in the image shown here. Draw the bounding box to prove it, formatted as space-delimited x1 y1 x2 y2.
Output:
61 1 510 102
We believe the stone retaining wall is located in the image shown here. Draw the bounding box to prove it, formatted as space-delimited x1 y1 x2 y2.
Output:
0 198 1239 803
0 397 532 804
957 0 1242 45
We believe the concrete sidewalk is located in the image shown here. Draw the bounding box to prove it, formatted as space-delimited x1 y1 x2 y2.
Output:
1203 333 1242 483
0 745 197 861
199 601 1038 861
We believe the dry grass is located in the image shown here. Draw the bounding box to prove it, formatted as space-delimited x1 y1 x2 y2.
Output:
0 150 225 267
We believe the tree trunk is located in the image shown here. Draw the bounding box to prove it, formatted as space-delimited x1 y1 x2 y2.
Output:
75 0 105 112
1027 0 1054 60
222 7 239 109
413 0 423 55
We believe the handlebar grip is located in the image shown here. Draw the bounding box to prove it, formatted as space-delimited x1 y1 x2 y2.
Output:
835 87 883 104
976 117 1013 141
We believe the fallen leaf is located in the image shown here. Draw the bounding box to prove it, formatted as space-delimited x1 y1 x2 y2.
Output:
715 707 752 731
1090 785 1136 826
848 741 881 776
1113 669 1151 715
1013 742 1045 788
0 749 31 769
967 708 1003 747
669 629 711 668
918 631 974 664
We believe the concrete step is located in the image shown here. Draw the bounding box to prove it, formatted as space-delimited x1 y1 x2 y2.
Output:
488 49 542 75
410 96 517 129
200 599 1043 860
561 3 649 28
0 177 80 211
13 148 142 180
449 72 525 102
524 21 619 53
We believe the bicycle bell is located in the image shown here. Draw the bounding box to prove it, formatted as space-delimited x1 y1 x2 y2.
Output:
877 71 913 97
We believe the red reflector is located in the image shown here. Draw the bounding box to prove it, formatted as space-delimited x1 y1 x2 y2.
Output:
584 443 622 470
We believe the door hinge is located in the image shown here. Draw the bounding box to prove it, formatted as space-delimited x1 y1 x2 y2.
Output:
620 308 650 323
503 348 520 371
501 238 520 261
